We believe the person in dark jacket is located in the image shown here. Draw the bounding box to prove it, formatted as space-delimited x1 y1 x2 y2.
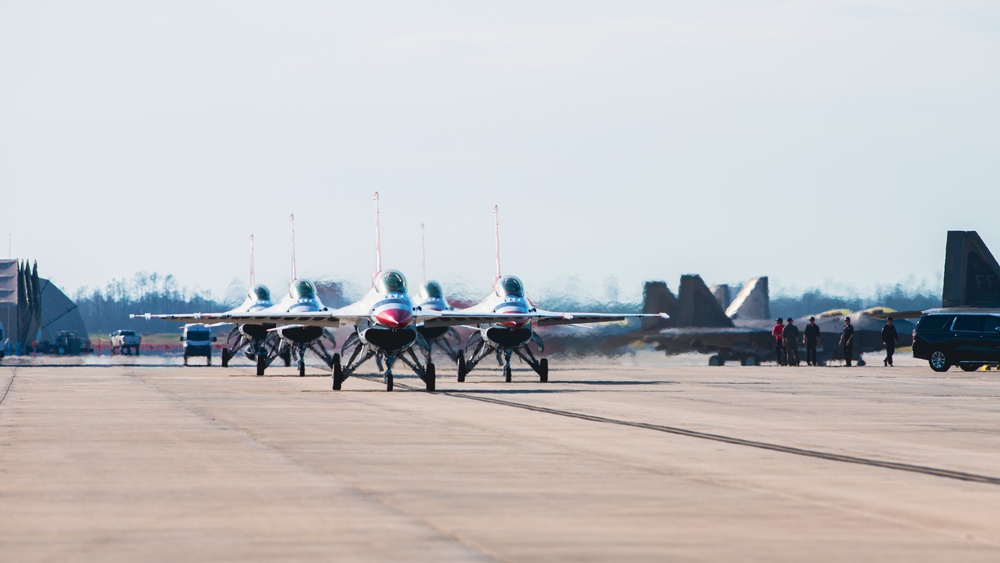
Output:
882 317 898 366
839 317 855 367
803 316 820 366
782 317 800 366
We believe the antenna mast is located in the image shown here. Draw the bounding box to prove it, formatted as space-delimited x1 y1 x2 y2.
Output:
373 192 382 282
493 205 501 282
289 213 297 281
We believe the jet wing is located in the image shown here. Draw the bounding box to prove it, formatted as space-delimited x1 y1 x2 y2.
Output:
131 311 363 328
533 312 667 327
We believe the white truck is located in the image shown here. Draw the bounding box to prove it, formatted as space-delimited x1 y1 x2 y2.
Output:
110 329 141 355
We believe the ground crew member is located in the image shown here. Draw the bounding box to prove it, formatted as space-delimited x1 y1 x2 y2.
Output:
782 317 800 366
772 318 785 365
839 317 855 367
803 316 820 366
882 317 898 367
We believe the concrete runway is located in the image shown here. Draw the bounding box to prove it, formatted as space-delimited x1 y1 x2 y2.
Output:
2 358 1000 561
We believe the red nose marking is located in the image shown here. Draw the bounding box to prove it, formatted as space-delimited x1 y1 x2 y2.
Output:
500 317 529 329
375 308 413 329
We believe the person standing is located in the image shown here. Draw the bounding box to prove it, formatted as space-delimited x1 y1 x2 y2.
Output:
882 316 898 366
771 318 785 365
839 316 855 367
782 317 800 366
803 316 820 366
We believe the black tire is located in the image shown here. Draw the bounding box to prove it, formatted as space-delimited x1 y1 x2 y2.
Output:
929 349 951 372
504 364 512 383
457 356 467 382
708 355 722 366
221 348 230 368
539 358 548 383
299 362 306 377
332 358 343 391
256 354 266 376
426 363 436 392
386 372 393 392
960 363 982 372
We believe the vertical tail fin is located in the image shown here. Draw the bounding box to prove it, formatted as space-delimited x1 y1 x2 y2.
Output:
373 192 382 285
675 275 734 328
289 214 297 282
943 231 1000 307
249 234 256 287
493 205 501 283
420 223 426 284
726 276 770 320
642 281 677 330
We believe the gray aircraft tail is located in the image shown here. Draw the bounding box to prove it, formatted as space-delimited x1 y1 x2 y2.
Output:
642 281 677 330
674 275 734 328
726 276 770 320
942 231 1000 308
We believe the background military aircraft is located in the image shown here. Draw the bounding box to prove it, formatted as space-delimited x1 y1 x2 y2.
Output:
639 274 914 366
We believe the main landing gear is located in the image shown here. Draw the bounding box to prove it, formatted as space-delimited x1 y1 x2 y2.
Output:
333 333 435 392
458 332 549 383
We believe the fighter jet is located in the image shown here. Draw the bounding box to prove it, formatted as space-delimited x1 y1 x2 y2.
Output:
218 235 277 374
263 214 339 376
411 224 463 366
456 206 667 382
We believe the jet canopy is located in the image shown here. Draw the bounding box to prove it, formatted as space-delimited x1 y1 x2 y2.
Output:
495 275 524 298
376 270 407 294
421 280 443 299
250 284 271 302
290 279 316 300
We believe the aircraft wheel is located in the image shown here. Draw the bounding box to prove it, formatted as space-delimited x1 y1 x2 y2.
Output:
221 348 230 368
708 355 722 366
332 354 343 390
256 354 266 376
457 357 467 382
386 372 393 392
299 362 306 377
426 363 436 392
539 358 548 383
929 349 951 372
960 363 982 372
504 364 512 383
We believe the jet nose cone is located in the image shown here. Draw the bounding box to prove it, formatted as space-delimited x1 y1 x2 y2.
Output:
375 307 413 329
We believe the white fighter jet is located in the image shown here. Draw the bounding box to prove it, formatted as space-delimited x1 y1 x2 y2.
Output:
455 206 667 383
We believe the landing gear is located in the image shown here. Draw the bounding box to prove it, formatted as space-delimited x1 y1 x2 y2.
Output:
425 363 436 391
256 354 266 376
504 364 512 383
221 348 230 368
385 370 394 392
538 358 548 383
457 356 467 382
332 354 344 391
298 361 306 377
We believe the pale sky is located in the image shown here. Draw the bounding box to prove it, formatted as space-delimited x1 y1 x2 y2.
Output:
2 1 998 303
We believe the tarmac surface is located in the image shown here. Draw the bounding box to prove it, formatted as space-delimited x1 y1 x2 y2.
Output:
2 357 1000 562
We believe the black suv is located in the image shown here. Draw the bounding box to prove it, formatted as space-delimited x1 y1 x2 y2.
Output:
912 311 1000 372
